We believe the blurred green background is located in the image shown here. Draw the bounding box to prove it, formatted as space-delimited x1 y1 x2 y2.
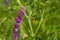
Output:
0 0 60 40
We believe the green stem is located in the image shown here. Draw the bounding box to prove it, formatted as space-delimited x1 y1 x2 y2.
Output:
28 19 34 36
28 11 34 37
34 10 44 36
25 12 28 19
17 0 22 6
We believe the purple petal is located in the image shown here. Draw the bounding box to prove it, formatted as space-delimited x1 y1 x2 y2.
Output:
13 22 18 40
19 7 25 16
13 23 18 40
16 17 21 23
14 23 18 29
13 29 18 40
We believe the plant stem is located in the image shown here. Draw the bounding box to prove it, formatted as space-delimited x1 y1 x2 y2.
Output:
17 0 22 6
34 10 44 36
28 11 34 37
25 12 28 19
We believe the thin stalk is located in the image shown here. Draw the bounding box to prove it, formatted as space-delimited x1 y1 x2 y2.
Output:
34 10 44 36
17 0 22 6
28 11 34 37
24 12 28 19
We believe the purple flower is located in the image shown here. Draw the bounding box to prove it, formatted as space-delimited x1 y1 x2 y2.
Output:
13 23 18 40
13 7 25 40
4 0 9 6
14 23 18 29
13 29 18 40
13 33 18 40
18 7 25 17
16 17 22 24
13 17 21 40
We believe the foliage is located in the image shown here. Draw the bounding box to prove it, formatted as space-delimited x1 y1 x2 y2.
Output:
0 0 60 40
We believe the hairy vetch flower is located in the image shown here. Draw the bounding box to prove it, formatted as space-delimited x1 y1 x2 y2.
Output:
14 23 18 30
16 17 22 24
13 7 25 40
18 7 25 17
13 22 18 40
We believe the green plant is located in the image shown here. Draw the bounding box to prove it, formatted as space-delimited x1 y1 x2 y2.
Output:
0 0 60 40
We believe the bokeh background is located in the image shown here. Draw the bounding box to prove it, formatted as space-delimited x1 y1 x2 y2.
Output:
0 0 60 40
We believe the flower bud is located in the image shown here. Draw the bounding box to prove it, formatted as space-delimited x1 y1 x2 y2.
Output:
18 7 25 17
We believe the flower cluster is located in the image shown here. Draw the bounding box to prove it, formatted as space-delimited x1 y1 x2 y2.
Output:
13 7 25 40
